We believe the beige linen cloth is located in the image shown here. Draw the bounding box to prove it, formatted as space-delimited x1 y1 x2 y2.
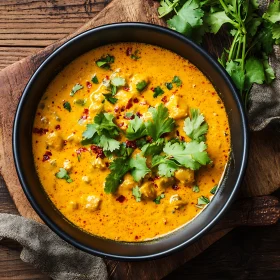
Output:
0 0 279 279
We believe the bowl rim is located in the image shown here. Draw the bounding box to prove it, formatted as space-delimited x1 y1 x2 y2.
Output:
13 22 249 261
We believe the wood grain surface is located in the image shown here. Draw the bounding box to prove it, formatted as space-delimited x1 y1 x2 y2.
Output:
0 0 280 279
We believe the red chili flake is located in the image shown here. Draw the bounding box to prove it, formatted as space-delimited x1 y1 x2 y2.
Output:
161 96 168 103
120 106 125 112
124 114 135 120
146 136 153 143
126 98 133 110
151 87 154 91
81 108 89 119
42 151 52 162
37 112 41 116
116 195 126 203
114 106 119 113
33 128 48 136
105 162 109 168
90 145 105 159
126 47 132 56
55 124 61 130
118 122 124 127
106 75 109 80
176 130 179 136
180 136 185 141
125 140 137 149
161 133 168 138
76 147 88 155
135 236 139 240
133 98 139 103
136 112 142 118
63 140 67 146
123 86 130 92
172 185 179 190
86 81 92 89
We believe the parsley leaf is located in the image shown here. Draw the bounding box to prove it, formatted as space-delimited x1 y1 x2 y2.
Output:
91 75 99 84
183 108 208 141
153 86 164 98
172 76 182 87
96 54 115 69
104 157 131 193
70 84 83 97
63 101 71 112
136 80 148 92
145 104 175 141
163 140 211 170
154 193 165 204
141 138 165 156
132 186 142 202
103 93 118 104
129 154 151 182
55 168 73 183
126 115 147 141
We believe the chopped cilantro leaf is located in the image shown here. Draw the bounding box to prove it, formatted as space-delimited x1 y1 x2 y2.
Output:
91 75 99 84
145 104 175 141
165 82 173 90
104 157 131 194
96 54 115 70
63 101 71 112
136 80 148 92
131 50 141 60
70 84 83 97
126 115 147 141
125 112 134 119
129 154 151 182
99 135 120 152
172 76 182 87
210 185 218 195
163 140 211 170
154 193 165 204
141 138 165 156
197 196 210 207
153 86 165 98
74 99 87 106
103 93 118 104
55 168 73 183
152 155 180 177
184 108 208 141
192 185 200 193
132 186 142 202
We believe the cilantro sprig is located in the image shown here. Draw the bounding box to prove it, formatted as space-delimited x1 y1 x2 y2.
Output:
96 54 115 70
55 168 73 183
158 0 280 107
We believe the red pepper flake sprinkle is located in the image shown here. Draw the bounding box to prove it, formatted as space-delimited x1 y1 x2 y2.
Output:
116 195 126 203
161 96 168 103
126 98 133 110
81 108 89 119
90 145 105 159
176 130 179 136
43 151 52 162
124 114 135 120
33 128 48 135
133 98 139 103
114 106 119 113
118 122 124 127
125 140 137 149
63 140 68 146
180 136 185 141
126 47 132 56
76 147 88 155
136 112 142 118
123 86 130 92
135 236 139 240
55 124 61 130
86 81 92 89
172 185 179 190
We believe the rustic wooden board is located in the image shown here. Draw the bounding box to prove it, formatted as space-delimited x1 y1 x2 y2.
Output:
0 0 280 279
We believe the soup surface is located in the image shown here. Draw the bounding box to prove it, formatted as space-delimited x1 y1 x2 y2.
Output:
32 43 230 242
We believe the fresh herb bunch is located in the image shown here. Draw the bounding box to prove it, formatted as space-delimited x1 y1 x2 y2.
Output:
158 0 280 107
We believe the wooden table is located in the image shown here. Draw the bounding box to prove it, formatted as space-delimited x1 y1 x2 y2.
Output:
0 1 279 279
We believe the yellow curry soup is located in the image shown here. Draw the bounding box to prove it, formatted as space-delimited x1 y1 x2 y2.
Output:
32 43 230 242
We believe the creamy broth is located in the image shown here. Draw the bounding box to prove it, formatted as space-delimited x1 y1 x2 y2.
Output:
32 43 230 241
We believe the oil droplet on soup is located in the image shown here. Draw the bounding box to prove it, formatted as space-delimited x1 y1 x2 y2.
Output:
32 43 230 242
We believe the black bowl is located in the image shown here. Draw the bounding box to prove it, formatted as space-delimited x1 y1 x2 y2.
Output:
13 23 248 261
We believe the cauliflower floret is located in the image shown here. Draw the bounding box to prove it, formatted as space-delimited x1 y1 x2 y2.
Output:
140 181 157 200
169 194 187 209
91 158 106 170
63 159 72 172
155 177 175 195
81 195 101 211
166 95 188 119
46 132 64 151
174 168 194 185
82 176 90 183
89 92 104 115
119 174 137 192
